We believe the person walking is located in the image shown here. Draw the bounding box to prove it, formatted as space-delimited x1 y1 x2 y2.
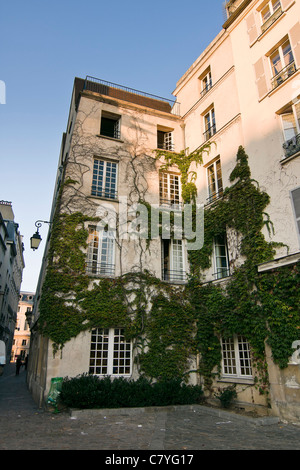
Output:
15 356 22 375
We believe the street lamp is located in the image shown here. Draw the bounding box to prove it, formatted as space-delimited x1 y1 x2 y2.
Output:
30 220 51 250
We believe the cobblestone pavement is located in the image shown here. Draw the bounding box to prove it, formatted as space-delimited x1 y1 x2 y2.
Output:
1 362 300 453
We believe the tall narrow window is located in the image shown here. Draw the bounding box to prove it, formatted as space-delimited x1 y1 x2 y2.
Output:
204 108 216 141
291 187 300 239
270 39 296 89
202 70 212 96
159 172 181 208
89 328 132 376
100 112 121 139
281 102 300 158
207 159 223 203
86 226 115 277
91 158 118 199
162 239 186 283
221 336 253 378
157 130 174 151
213 234 229 280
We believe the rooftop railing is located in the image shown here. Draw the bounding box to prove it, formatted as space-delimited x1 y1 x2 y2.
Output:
84 76 181 116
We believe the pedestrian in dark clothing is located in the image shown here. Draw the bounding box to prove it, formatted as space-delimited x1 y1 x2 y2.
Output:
15 356 22 375
24 355 28 370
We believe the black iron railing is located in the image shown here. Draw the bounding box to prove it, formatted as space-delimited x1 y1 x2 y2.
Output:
159 198 183 210
261 6 282 33
203 124 217 141
86 262 115 277
283 133 300 159
91 188 118 200
213 267 230 280
84 76 181 116
271 61 296 89
162 270 187 283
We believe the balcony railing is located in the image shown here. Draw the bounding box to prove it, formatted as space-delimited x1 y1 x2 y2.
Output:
203 124 217 141
283 133 300 159
271 61 296 90
201 80 213 98
157 142 175 151
86 262 115 277
91 188 118 200
261 6 282 33
162 269 187 284
213 267 230 280
159 198 183 210
206 189 224 205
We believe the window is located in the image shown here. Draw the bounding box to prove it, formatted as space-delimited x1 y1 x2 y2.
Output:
281 102 300 158
157 130 174 151
221 336 253 378
86 226 115 277
261 0 282 32
89 328 132 376
207 159 223 203
270 39 296 89
213 234 229 280
162 239 186 283
204 108 216 140
100 112 121 139
201 70 212 97
291 187 300 239
159 172 181 208
91 158 118 199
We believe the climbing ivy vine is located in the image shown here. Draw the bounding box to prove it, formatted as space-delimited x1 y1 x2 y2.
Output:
37 145 300 391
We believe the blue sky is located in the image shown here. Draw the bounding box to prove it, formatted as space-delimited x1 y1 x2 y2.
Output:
0 0 225 292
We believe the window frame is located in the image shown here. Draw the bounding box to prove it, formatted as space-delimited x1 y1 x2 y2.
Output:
91 158 118 200
162 238 187 283
269 38 296 89
221 335 253 379
260 0 282 32
89 327 132 377
159 171 182 209
86 225 116 277
203 107 216 141
100 111 121 140
201 70 212 97
213 234 230 280
206 158 223 204
281 101 300 158
291 186 300 244
157 130 174 151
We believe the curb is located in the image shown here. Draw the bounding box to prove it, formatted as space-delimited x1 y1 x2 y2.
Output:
69 404 280 426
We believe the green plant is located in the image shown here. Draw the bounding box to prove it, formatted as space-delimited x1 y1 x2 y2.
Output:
214 385 237 408
60 374 203 409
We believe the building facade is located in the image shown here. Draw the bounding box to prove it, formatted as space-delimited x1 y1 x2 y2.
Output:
0 201 25 364
28 0 300 421
11 292 34 362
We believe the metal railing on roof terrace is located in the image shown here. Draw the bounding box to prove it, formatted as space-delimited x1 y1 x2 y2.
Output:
84 76 181 116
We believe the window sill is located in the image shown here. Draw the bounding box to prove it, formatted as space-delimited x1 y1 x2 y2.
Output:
88 195 119 203
259 69 300 103
96 134 124 143
280 150 300 164
217 376 254 385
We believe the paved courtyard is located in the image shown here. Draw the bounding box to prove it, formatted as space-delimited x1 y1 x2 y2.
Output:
0 362 299 453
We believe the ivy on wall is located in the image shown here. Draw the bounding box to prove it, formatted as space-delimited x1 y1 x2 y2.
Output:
37 146 300 389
